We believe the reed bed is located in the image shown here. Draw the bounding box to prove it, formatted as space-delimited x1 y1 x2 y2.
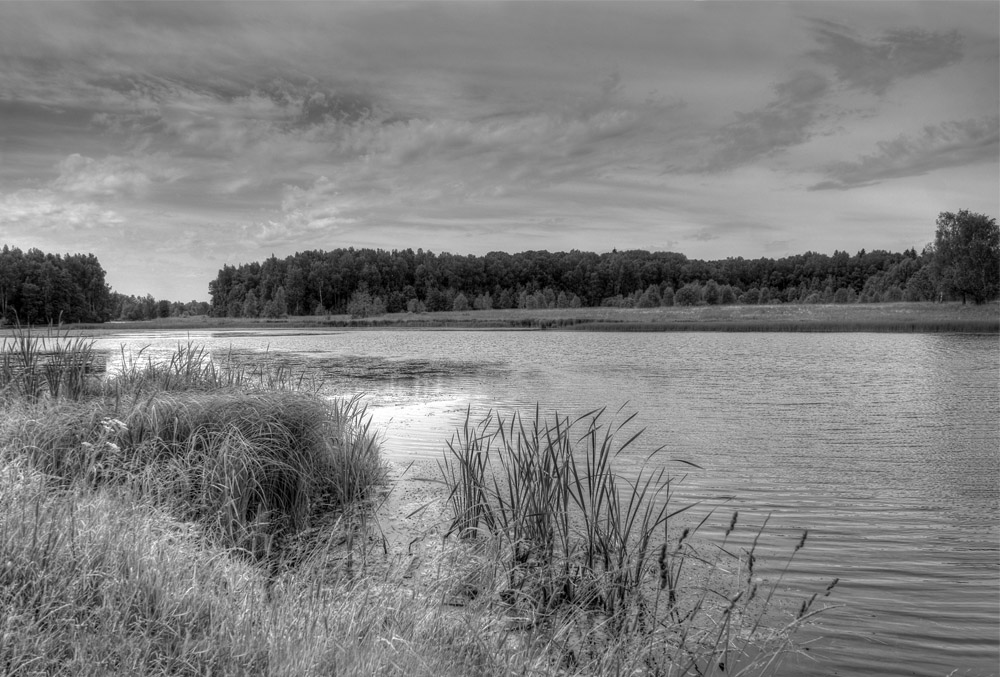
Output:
565 318 999 332
109 341 319 397
440 406 837 675
1 324 103 402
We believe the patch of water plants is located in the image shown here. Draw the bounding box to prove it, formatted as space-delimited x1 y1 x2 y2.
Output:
440 406 839 675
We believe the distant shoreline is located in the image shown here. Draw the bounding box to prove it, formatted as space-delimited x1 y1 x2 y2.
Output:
27 301 997 334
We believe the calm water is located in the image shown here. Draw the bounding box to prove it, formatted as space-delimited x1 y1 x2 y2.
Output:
93 329 999 677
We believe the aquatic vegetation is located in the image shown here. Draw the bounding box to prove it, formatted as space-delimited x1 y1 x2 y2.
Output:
440 406 836 675
0 323 103 402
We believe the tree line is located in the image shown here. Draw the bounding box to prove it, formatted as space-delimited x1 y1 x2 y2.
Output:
1 210 996 325
208 211 999 318
0 246 210 325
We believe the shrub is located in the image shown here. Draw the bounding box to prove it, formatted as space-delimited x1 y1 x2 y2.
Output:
720 284 737 305
703 279 720 305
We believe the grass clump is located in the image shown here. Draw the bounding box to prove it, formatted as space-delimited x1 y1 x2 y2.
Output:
440 406 837 675
109 341 319 397
1 324 104 402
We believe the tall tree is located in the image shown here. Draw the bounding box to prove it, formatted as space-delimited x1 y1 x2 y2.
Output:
932 210 1000 304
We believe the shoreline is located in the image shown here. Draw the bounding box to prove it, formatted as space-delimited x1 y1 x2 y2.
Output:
24 301 1000 334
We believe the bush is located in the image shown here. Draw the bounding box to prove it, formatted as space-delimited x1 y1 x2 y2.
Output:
739 287 760 305
703 279 720 305
720 284 737 305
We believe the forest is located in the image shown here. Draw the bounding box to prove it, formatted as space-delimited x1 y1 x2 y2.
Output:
207 210 999 318
1 210 997 324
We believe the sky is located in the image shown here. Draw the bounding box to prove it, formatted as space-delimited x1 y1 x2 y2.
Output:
0 1 997 301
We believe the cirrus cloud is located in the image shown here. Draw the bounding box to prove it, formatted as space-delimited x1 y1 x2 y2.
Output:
807 20 964 95
810 116 1000 190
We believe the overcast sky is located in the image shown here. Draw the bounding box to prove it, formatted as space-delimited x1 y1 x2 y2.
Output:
1 1 997 301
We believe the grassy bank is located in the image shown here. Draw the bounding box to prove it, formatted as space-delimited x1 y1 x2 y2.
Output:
55 301 999 333
0 330 836 675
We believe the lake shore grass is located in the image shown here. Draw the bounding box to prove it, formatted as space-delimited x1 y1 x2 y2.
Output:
0 331 836 675
50 301 999 334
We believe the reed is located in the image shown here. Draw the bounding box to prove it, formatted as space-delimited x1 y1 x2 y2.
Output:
109 341 320 397
0 323 102 402
567 318 1000 333
440 406 835 674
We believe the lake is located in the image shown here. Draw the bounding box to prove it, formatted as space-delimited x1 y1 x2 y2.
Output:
92 328 999 677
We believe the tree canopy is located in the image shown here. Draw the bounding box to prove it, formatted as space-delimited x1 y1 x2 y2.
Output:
0 246 112 324
207 244 944 317
932 210 1000 305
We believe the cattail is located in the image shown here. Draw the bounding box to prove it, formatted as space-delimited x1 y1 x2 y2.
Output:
678 527 690 547
725 511 738 537
658 543 668 589
797 592 817 619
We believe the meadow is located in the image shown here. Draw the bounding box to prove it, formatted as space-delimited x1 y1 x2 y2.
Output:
67 301 999 334
0 327 837 676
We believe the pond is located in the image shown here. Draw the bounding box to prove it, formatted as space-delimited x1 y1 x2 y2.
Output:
92 328 999 677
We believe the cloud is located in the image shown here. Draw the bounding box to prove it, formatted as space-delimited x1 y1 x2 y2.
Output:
688 220 781 243
704 70 831 171
0 189 124 232
807 20 963 95
809 117 999 190
52 153 183 199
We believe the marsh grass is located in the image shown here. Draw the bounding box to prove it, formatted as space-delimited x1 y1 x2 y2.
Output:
0 463 578 677
110 341 320 398
565 318 1000 332
440 406 837 675
1 324 103 402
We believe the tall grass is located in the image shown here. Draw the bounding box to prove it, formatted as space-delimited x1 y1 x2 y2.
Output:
566 318 1000 332
440 406 837 675
0 461 597 676
110 341 320 398
1 324 103 402
0 331 384 568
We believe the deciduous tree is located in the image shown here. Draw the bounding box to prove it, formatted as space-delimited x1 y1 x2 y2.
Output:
932 210 1000 304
